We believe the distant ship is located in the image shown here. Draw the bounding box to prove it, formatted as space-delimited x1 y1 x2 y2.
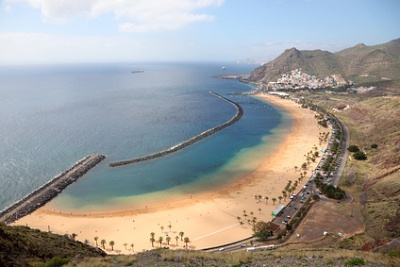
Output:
131 70 144 73
221 66 227 70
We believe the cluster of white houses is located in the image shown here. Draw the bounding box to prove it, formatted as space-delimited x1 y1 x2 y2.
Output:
260 69 349 90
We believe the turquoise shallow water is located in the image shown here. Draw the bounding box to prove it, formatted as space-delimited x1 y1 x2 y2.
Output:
0 63 289 212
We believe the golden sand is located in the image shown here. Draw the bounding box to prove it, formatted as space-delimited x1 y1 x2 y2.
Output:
14 93 330 254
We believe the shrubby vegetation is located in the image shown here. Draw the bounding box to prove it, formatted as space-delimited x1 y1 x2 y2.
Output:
353 151 367 160
347 145 360 152
344 257 366 266
314 173 346 200
252 221 273 241
348 144 367 160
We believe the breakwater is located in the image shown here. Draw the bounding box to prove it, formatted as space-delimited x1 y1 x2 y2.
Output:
0 154 106 224
109 91 243 167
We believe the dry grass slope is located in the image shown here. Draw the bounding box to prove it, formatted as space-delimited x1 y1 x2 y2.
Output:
295 90 400 252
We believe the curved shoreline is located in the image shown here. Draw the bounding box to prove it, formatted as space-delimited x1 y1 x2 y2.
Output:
109 91 243 167
0 154 105 224
15 93 327 253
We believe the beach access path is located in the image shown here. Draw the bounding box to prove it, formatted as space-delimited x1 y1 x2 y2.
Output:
0 154 105 224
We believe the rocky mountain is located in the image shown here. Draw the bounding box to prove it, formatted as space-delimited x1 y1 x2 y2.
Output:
249 38 400 85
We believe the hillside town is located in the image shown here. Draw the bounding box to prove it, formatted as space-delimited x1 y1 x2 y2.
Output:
262 69 350 90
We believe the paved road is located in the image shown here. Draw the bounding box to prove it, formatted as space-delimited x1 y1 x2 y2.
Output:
332 116 349 187
273 115 350 229
208 115 351 253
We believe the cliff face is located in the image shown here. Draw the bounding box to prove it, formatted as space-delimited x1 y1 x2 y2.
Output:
249 38 400 84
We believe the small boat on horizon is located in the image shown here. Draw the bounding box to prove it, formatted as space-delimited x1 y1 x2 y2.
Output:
221 66 227 70
131 70 144 73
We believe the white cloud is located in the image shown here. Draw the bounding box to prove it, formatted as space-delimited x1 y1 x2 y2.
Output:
0 32 213 64
6 0 224 32
0 32 137 64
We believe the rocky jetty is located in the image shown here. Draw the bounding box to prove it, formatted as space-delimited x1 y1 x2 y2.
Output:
109 91 243 167
0 154 106 224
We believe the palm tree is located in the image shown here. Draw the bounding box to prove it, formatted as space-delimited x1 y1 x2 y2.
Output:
258 208 262 214
175 236 179 246
150 237 155 247
150 232 155 238
264 196 268 205
272 198 277 205
166 236 171 246
70 233 77 240
130 243 134 252
94 236 98 247
278 196 283 203
236 216 241 221
101 239 106 249
258 195 262 202
123 243 127 250
179 231 184 241
109 240 115 251
168 223 172 232
158 236 163 247
283 191 287 201
184 237 190 248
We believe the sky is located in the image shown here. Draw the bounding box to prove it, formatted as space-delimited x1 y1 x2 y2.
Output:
0 0 399 64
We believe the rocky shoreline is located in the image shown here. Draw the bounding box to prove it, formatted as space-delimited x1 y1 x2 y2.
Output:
0 154 106 224
109 91 243 167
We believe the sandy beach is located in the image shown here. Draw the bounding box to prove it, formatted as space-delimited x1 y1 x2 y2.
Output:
14 93 330 254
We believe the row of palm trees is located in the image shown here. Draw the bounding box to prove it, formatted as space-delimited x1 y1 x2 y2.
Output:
149 231 190 248
237 210 259 227
93 236 118 251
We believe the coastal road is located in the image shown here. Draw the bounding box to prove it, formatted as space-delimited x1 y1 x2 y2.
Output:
332 117 349 187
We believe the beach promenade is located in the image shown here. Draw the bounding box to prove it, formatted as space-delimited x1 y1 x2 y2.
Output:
0 154 105 224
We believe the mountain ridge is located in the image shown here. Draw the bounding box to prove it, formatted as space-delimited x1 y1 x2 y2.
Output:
249 38 400 85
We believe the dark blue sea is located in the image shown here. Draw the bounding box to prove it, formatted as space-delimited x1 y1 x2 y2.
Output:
0 63 292 212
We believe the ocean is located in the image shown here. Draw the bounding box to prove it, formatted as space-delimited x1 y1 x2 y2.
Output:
0 62 292 213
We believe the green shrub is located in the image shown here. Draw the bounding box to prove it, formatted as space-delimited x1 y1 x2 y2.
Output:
353 151 367 160
43 256 70 267
345 257 365 266
388 248 400 257
347 145 360 152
